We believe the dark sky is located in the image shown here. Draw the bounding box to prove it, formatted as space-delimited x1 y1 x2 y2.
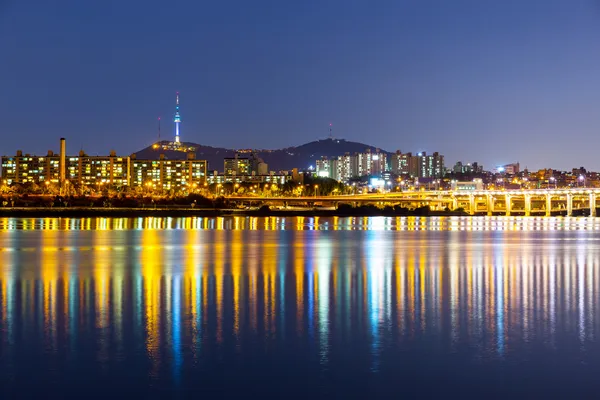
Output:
1 0 600 170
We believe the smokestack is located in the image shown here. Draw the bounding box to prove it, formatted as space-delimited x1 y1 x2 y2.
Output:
60 138 66 185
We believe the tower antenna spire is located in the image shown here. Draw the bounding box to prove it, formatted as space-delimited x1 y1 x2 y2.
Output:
174 91 181 144
329 123 333 139
158 117 161 142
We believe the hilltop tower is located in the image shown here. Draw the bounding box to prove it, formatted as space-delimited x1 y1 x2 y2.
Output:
174 92 181 143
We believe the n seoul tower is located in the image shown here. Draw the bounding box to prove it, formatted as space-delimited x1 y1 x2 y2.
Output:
174 92 181 143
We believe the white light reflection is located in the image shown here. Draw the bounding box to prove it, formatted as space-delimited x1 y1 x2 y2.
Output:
316 236 331 367
366 230 387 372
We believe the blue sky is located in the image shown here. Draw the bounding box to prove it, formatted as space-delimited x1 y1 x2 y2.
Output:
1 0 600 170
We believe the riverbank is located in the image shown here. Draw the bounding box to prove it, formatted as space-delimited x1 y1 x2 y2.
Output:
0 206 471 218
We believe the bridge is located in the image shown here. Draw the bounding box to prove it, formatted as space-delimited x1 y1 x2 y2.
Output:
226 188 600 217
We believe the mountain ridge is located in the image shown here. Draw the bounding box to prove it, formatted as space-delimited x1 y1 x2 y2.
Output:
134 138 394 172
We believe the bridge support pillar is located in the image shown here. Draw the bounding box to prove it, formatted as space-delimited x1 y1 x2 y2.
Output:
590 193 597 217
505 194 511 216
524 194 531 217
487 194 494 216
567 193 573 217
452 197 458 211
546 194 552 217
469 194 475 215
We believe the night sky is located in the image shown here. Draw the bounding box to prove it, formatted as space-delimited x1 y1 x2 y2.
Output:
1 1 600 170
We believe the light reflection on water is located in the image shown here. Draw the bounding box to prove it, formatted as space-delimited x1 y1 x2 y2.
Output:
3 215 600 232
1 216 600 397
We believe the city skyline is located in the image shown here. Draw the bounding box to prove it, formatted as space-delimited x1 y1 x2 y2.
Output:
2 1 600 170
5 2 600 398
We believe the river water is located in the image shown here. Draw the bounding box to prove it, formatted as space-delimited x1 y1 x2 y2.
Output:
1 216 600 398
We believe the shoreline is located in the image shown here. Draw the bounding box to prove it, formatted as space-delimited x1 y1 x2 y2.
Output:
0 207 588 218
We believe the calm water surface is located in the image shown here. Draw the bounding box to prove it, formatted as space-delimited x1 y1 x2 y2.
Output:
2 216 600 398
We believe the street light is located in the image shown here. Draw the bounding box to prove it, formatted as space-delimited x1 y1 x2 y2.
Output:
314 184 319 198
579 175 586 188
549 176 556 189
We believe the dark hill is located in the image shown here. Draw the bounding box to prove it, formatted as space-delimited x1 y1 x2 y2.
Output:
133 138 393 172
134 142 237 171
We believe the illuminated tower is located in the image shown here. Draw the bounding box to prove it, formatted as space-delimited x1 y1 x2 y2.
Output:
174 92 181 143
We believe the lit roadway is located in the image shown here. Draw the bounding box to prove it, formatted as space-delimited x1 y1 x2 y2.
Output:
226 188 600 217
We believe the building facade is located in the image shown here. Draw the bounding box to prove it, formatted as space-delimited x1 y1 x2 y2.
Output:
224 152 269 176
1 140 207 192
206 172 292 186
390 151 445 178
224 154 251 176
390 151 410 176
130 153 207 191
453 161 483 175
1 150 61 185
498 163 520 175
315 149 388 182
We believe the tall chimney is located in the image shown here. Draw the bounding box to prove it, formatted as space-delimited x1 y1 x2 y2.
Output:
60 138 66 185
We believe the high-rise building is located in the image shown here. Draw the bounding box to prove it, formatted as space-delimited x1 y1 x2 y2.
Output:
224 154 251 176
390 151 444 178
131 153 207 191
453 161 483 174
335 153 354 182
74 150 130 188
390 151 411 176
130 158 163 188
355 149 386 176
414 152 444 178
1 138 207 191
316 149 387 182
0 150 60 185
316 156 332 178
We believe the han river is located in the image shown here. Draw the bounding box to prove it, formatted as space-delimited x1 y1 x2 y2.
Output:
1 216 600 398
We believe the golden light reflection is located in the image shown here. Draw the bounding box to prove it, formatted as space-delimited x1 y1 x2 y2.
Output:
1 216 600 372
231 230 243 339
41 229 59 352
3 215 599 232
295 234 305 336
213 230 225 343
141 229 162 373
263 240 277 334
